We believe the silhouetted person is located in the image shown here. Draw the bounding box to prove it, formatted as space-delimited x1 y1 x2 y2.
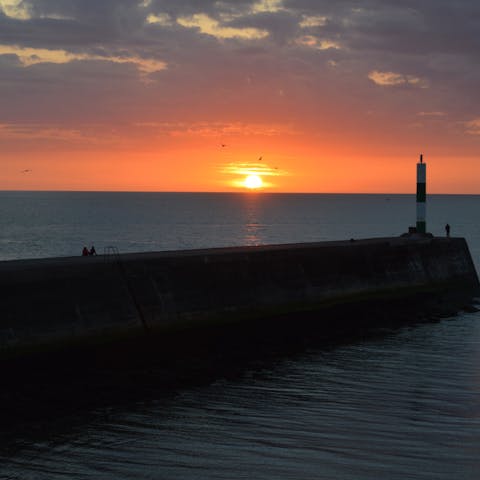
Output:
89 245 97 256
445 224 451 237
82 246 89 256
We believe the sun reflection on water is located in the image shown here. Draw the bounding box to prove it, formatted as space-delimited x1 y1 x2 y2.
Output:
242 194 265 246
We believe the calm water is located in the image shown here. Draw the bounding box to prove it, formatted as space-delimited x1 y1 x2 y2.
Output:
1 192 480 479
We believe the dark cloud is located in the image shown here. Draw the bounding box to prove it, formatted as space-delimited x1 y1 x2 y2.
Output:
0 0 479 152
284 0 480 57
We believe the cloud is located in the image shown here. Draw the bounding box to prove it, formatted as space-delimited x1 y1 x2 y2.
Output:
368 70 428 88
299 15 328 28
296 35 340 50
0 122 145 149
1 0 480 162
464 118 480 135
0 122 85 142
417 111 446 117
134 121 298 138
177 13 268 39
0 0 31 20
0 44 167 74
146 12 172 26
223 162 286 177
250 0 285 14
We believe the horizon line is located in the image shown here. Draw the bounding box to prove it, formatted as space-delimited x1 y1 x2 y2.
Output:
1 189 479 196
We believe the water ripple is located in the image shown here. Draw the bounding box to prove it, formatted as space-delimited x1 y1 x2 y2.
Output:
2 315 480 479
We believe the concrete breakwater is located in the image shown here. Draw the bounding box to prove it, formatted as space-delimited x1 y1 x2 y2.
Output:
0 236 479 356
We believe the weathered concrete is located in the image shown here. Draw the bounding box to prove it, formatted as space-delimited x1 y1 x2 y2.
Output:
0 236 478 356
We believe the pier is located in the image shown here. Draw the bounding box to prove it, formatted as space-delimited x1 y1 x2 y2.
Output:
1 236 478 358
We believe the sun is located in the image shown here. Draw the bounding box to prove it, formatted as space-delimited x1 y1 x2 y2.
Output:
244 174 263 189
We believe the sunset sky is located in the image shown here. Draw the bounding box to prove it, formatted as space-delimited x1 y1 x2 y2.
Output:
1 0 480 193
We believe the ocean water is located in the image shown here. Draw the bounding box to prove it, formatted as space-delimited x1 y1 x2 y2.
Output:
1 192 480 479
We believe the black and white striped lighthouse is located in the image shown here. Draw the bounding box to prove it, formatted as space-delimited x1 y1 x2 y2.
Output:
416 154 426 234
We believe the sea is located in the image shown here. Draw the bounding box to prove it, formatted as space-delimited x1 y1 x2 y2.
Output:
1 191 480 479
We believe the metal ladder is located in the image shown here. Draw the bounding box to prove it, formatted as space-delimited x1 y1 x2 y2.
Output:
103 245 149 333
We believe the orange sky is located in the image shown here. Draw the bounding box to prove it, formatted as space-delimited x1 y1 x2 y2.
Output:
1 1 480 193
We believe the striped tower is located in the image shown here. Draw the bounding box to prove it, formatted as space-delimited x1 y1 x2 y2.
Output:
416 154 426 234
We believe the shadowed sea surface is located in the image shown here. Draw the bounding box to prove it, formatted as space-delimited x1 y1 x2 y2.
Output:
1 192 480 479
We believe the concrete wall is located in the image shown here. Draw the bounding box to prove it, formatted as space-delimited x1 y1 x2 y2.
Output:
0 236 478 355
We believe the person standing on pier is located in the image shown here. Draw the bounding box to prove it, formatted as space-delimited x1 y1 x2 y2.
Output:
445 224 451 237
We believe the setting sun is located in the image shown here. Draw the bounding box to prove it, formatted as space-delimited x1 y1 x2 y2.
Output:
244 174 263 189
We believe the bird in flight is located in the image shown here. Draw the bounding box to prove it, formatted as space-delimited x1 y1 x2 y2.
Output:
21 169 32 173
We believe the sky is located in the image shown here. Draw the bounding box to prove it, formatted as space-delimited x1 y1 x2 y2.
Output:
1 0 480 193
